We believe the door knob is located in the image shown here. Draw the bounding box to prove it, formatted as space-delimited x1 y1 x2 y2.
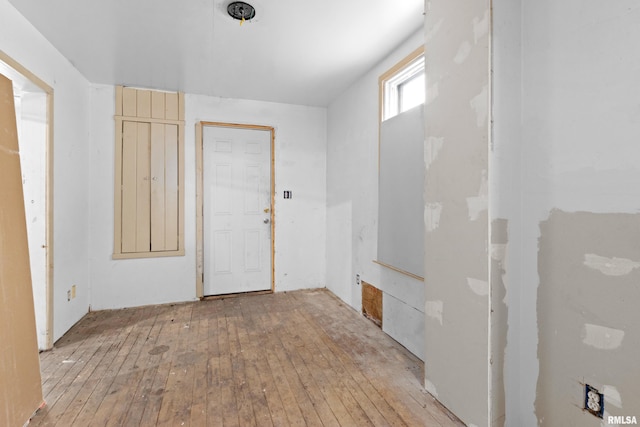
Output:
263 218 270 224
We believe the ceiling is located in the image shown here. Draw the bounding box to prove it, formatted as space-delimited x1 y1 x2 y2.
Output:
9 0 424 107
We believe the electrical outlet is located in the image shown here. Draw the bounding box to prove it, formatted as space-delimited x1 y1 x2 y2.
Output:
356 274 361 286
67 290 71 302
71 285 76 299
585 384 604 418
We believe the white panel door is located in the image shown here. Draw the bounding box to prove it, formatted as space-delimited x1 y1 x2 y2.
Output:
203 126 271 295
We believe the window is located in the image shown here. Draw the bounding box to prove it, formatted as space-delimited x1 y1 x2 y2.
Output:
113 86 185 259
380 47 425 121
375 46 426 280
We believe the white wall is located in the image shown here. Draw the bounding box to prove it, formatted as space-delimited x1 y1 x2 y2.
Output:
88 86 327 309
326 28 426 360
0 0 92 342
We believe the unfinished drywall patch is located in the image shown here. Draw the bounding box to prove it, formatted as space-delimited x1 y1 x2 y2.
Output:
425 17 444 43
536 210 640 425
425 379 439 398
466 169 488 221
454 41 472 64
424 136 444 170
425 202 443 232
582 323 625 351
603 385 622 409
426 82 439 105
583 254 640 277
473 11 490 43
490 219 508 427
425 300 443 325
470 85 489 128
468 277 489 296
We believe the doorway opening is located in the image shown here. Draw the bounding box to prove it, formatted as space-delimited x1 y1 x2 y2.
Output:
0 52 54 350
195 122 275 297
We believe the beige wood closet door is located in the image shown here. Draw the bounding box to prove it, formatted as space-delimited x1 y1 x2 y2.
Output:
120 121 179 253
203 126 271 295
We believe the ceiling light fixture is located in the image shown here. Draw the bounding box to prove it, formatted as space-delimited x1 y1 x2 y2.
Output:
227 1 256 24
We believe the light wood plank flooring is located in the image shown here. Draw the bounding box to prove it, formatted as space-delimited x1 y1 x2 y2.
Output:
30 289 464 426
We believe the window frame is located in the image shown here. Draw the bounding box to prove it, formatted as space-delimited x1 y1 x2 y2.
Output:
379 46 425 122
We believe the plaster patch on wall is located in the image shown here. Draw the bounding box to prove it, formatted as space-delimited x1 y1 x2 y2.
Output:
491 243 507 263
582 323 625 350
425 300 443 325
454 41 471 64
425 202 443 232
583 253 640 276
425 379 439 398
425 17 444 43
466 169 488 221
424 136 444 170
466 197 487 221
468 277 489 296
473 10 490 44
603 385 622 409
470 84 489 127
426 82 439 105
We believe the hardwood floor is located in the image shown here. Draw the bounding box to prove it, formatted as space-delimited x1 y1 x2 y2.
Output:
30 289 464 427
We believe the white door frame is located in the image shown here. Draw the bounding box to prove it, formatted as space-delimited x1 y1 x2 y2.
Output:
0 50 54 349
195 121 275 298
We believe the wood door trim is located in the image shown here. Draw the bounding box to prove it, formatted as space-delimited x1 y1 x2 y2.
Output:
196 121 276 298
0 50 55 350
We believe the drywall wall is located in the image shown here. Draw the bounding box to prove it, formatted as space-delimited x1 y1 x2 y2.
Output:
0 72 43 427
491 1 640 425
423 2 491 426
0 0 92 342
378 105 425 278
326 28 426 360
88 86 327 309
537 211 640 425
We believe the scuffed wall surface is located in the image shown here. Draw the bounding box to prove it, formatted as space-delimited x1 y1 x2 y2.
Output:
424 1 491 425
536 210 640 425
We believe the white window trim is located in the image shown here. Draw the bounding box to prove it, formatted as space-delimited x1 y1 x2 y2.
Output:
380 47 425 122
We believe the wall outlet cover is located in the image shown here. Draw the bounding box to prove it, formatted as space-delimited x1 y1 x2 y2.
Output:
585 384 604 418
